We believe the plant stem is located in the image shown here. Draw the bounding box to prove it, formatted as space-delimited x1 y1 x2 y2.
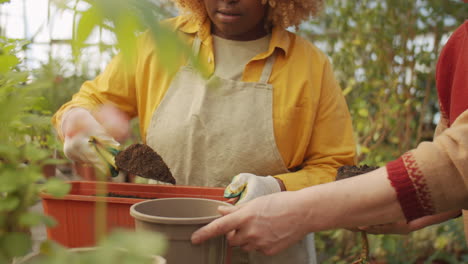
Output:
352 231 370 264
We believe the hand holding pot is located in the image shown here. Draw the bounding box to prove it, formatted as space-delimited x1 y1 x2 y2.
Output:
224 173 284 204
62 106 128 177
192 191 308 255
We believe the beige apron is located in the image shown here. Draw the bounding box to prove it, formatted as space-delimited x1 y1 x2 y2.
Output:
146 37 315 264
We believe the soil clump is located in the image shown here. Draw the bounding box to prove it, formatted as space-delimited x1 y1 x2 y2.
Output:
336 165 379 181
115 143 176 184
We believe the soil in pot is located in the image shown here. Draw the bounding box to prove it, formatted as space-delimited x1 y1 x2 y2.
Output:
106 192 156 199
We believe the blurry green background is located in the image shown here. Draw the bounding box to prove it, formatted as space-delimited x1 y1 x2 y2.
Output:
1 0 467 263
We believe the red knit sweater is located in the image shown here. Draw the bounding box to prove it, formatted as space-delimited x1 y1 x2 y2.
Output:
386 21 468 221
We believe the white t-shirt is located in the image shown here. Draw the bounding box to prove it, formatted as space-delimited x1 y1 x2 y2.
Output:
212 34 271 81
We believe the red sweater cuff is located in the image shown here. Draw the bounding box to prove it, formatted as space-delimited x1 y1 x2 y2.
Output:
386 157 426 221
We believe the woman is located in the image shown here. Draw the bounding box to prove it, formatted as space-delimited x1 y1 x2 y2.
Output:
191 20 468 256
53 0 356 263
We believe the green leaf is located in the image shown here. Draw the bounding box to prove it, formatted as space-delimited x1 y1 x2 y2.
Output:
434 235 449 249
0 144 20 163
0 253 8 264
342 85 353 96
23 144 50 163
114 14 140 62
41 179 71 198
0 196 20 211
0 54 19 74
39 240 66 256
101 229 168 257
360 146 370 154
148 23 191 75
357 108 369 117
41 158 68 166
0 214 5 227
0 92 24 125
382 235 397 253
19 212 57 228
0 170 21 193
0 232 32 258
73 6 100 58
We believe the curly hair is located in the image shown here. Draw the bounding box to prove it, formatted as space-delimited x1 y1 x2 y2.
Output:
173 0 324 29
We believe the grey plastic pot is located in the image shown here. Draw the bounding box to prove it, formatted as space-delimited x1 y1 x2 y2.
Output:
130 198 232 264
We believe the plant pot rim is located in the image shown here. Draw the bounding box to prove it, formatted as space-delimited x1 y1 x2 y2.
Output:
40 181 227 204
130 198 233 225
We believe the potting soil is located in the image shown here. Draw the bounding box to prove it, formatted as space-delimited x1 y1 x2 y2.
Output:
336 165 379 180
115 143 176 184
107 192 156 199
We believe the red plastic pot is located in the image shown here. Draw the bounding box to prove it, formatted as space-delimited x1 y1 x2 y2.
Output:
40 181 228 248
73 163 97 181
41 164 56 178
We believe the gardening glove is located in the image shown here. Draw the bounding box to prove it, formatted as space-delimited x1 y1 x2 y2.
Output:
224 173 281 205
63 108 121 177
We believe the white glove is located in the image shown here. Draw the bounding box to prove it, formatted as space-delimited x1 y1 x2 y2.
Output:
224 173 281 204
62 108 120 177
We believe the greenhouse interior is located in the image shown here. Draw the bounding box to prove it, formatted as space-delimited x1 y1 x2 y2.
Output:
1 0 467 263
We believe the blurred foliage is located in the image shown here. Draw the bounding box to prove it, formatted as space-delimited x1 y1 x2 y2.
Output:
1 0 179 263
25 58 94 159
51 0 188 73
0 36 71 263
16 230 167 264
302 0 468 263
29 58 96 115
316 218 468 264
302 0 468 165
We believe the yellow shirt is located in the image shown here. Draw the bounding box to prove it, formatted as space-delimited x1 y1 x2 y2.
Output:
53 15 356 191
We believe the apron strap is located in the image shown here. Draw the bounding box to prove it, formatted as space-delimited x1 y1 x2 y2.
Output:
259 51 276 84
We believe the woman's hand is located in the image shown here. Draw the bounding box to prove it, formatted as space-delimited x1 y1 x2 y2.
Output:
191 191 309 256
224 173 284 205
62 105 130 176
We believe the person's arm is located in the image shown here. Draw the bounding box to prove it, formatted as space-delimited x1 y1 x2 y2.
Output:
358 210 461 234
386 109 468 222
52 33 145 176
52 33 144 139
275 57 356 191
192 167 403 255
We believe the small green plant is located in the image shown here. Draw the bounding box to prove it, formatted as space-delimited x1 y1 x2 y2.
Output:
0 36 71 264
